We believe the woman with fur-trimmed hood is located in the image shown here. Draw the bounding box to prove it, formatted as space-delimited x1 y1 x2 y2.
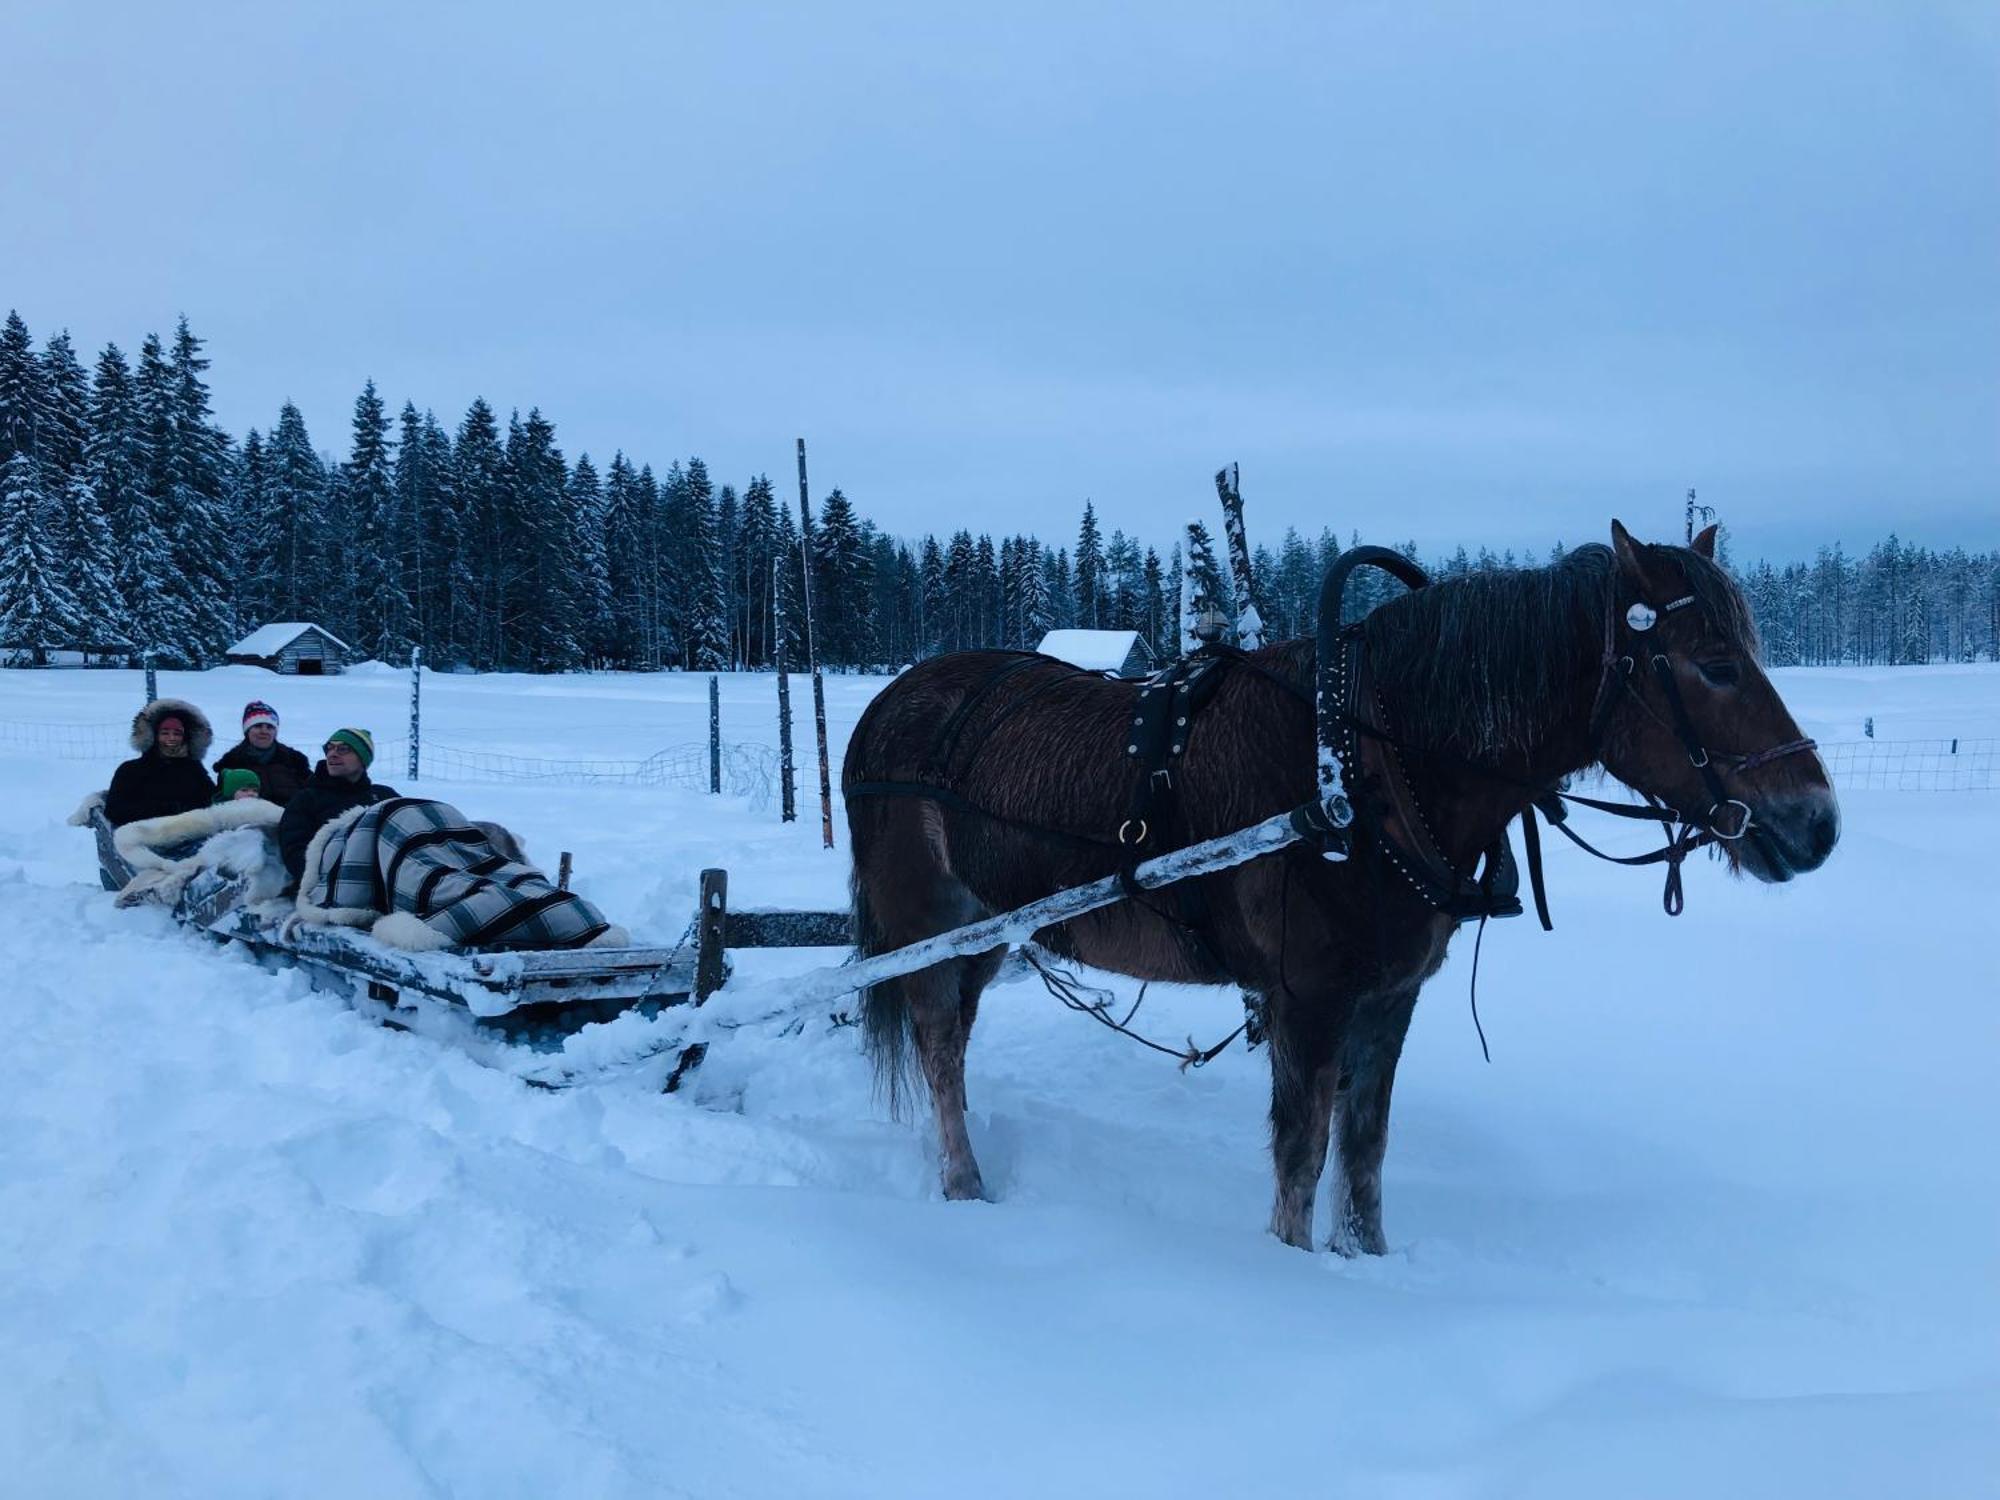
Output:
104 699 217 827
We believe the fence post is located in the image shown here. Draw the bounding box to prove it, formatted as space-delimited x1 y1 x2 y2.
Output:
709 674 722 793
796 438 835 850
695 867 729 1001
409 646 422 781
773 556 797 823
143 653 157 706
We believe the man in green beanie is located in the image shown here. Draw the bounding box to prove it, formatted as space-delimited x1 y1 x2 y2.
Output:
277 727 400 886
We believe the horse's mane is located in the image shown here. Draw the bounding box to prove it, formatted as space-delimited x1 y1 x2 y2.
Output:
1353 542 1760 759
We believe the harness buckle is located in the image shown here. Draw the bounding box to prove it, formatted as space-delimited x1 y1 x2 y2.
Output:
1689 747 1710 769
1708 799 1753 840
1151 768 1173 792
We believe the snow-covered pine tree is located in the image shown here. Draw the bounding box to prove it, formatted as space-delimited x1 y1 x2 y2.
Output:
0 452 84 663
736 474 780 667
565 453 615 668
1018 537 1052 646
55 469 129 655
128 333 204 664
1141 546 1165 659
973 535 1002 648
1045 545 1075 632
393 403 435 654
655 461 693 668
942 531 976 651
715 482 740 666
811 487 869 668
166 318 239 660
453 399 505 669
229 428 275 628
1181 517 1226 649
773 501 805 664
917 534 945 657
0 311 46 469
85 344 142 550
687 470 731 673
509 409 581 672
599 453 649 669
344 381 411 662
1075 499 1105 629
38 331 91 486
265 402 326 622
1104 528 1140 633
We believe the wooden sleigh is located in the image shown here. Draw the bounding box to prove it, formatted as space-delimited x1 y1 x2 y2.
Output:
86 809 853 1062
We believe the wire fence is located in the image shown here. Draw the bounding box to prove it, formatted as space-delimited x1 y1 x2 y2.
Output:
1814 738 1997 792
2 714 1990 798
411 740 782 807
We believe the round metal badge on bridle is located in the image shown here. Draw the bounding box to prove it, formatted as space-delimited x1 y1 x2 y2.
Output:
1625 602 1658 632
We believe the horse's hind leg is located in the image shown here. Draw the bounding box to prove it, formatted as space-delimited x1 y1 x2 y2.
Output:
1329 985 1419 1256
901 949 1002 1200
852 798 1002 1201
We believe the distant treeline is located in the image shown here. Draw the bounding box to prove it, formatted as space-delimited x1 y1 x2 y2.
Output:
1 309 1994 671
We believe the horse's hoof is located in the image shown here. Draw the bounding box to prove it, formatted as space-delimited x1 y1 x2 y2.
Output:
940 1166 987 1201
1268 1217 1315 1251
1329 1222 1388 1257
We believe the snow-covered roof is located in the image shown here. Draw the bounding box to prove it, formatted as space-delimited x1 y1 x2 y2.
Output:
226 622 351 657
1036 629 1148 672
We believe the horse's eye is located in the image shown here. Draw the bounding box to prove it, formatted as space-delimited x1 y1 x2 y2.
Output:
1698 658 1740 688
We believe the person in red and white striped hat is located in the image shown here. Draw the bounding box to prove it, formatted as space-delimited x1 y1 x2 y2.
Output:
212 699 313 806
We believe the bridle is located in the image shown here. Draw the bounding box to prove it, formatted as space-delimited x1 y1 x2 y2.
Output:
1585 584 1819 847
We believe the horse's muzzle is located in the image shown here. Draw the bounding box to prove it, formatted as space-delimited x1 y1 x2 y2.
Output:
1737 788 1840 882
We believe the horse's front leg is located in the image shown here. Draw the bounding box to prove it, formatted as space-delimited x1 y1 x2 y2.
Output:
1265 990 1344 1249
1329 985 1419 1256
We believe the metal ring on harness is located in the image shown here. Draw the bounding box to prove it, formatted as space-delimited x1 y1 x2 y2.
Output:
1117 818 1149 846
1708 799 1753 840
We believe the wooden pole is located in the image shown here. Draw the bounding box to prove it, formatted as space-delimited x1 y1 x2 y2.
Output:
695 867 728 1000
773 556 797 822
796 438 835 850
708 674 721 794
143 653 157 706
557 851 573 891
1215 463 1264 649
694 811 1312 1038
408 646 422 781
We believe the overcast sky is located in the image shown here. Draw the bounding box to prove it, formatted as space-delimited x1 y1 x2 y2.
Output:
4 0 1994 561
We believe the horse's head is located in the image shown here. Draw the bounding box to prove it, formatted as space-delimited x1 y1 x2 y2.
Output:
1595 520 1839 883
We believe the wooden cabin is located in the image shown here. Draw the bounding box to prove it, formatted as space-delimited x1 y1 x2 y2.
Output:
1034 629 1156 678
224 623 351 676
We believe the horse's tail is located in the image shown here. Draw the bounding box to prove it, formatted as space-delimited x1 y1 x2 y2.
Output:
851 862 918 1120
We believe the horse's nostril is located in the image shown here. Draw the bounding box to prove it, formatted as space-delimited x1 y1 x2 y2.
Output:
1809 806 1839 862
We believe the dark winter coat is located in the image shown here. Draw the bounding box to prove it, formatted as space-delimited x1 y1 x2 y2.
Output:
278 764 402 882
104 698 218 827
214 738 313 807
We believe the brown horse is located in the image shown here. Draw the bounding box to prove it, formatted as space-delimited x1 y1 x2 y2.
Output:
844 523 1838 1252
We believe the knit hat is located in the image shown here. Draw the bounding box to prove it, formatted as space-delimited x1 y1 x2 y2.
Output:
214 768 262 803
242 701 279 732
325 727 375 768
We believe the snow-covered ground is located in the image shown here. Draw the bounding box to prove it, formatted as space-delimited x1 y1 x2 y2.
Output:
1 662 1995 1498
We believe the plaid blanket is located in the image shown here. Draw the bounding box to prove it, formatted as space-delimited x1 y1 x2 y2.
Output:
296 797 620 951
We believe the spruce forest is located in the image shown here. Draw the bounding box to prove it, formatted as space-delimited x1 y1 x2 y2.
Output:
2 310 1995 672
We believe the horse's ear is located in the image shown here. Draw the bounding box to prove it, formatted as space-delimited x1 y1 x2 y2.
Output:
1691 523 1718 560
1610 519 1649 580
